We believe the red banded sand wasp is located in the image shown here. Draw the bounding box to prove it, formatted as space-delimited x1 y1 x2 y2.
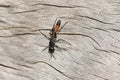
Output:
38 19 71 59
36 18 100 59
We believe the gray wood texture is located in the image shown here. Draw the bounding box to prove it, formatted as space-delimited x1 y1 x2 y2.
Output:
0 0 120 80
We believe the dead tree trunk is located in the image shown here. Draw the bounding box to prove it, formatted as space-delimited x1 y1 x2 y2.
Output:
0 0 120 80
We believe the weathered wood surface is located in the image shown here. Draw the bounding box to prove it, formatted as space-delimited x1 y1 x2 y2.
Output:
0 0 120 80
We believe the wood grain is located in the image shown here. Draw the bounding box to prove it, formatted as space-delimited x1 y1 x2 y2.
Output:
0 0 120 80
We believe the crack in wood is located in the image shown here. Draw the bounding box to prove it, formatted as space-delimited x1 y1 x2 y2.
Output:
32 3 76 8
91 27 108 32
0 4 11 8
90 73 108 80
26 60 76 80
109 29 120 32
109 50 120 55
87 58 105 65
0 33 39 38
58 32 101 47
75 14 114 25
12 73 35 80
12 9 39 14
0 27 29 30
93 46 110 53
12 61 33 69
93 46 120 56
0 63 20 71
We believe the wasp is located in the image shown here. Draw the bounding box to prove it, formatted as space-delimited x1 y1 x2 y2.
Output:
38 19 71 59
34 18 100 59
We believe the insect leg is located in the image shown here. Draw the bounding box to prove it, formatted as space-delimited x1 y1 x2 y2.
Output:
38 30 50 40
55 45 67 51
56 39 71 46
41 46 49 52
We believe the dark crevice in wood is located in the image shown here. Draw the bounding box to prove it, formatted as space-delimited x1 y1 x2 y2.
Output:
93 46 120 56
87 58 105 65
32 3 76 8
58 32 101 47
109 50 120 55
93 46 109 53
109 29 120 32
12 73 35 80
90 73 109 80
75 14 114 25
0 33 39 38
0 20 7 23
91 27 108 32
0 27 29 30
0 4 11 8
0 63 20 71
26 60 76 80
12 61 33 69
87 51 101 56
12 9 39 14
